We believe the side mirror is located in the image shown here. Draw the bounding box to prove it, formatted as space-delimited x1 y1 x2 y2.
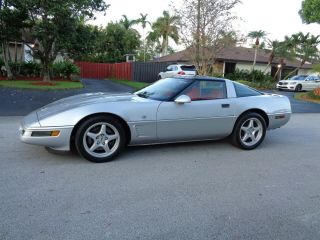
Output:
175 95 191 104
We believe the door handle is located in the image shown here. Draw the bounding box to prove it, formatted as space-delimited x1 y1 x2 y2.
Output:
221 104 230 108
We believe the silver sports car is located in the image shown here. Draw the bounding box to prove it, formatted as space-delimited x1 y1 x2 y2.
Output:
20 77 291 163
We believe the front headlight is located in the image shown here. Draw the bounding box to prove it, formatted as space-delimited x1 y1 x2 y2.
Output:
290 82 297 85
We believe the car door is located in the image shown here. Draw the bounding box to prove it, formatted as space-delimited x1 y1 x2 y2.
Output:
314 76 320 89
303 76 316 90
156 80 236 142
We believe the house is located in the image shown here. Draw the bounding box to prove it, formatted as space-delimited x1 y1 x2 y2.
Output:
153 46 314 78
1 41 34 63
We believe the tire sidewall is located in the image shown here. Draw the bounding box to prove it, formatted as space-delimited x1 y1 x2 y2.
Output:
75 116 126 163
232 112 266 150
295 84 302 92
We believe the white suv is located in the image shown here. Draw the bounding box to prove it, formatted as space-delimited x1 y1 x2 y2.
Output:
276 75 317 92
158 64 197 79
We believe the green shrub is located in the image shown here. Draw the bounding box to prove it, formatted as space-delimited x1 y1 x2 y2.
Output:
53 61 80 79
20 62 42 77
226 69 251 81
226 69 272 82
1 61 41 77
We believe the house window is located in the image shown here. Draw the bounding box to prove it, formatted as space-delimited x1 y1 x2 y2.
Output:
224 62 236 75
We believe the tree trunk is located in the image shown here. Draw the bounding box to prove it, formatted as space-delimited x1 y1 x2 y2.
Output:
252 45 258 71
284 68 299 80
284 60 305 79
42 60 51 82
161 35 168 56
195 0 201 67
263 63 271 74
264 51 274 74
14 41 17 62
143 27 146 62
273 68 281 81
1 42 14 80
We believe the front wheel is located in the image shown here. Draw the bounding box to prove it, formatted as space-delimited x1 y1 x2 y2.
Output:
231 113 266 150
75 116 126 163
295 84 302 92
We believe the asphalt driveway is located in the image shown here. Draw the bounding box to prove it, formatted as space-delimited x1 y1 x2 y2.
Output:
1 114 320 240
0 80 319 115
0 79 133 116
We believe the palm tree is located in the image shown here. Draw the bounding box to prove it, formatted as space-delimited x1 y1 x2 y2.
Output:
284 33 320 78
263 39 281 73
148 11 180 56
137 13 151 62
120 15 138 30
247 30 267 70
273 42 292 81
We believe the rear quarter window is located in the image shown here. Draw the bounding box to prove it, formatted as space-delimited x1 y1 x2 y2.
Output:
233 82 262 97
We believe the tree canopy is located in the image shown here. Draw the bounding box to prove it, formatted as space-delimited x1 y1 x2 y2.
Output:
299 0 320 24
22 0 109 81
175 0 240 75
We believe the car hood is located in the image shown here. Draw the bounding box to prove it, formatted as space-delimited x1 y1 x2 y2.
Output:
279 80 301 83
36 92 137 120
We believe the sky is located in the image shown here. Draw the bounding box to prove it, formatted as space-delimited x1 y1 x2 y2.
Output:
91 0 319 48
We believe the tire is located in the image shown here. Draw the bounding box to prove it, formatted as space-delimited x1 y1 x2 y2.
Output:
75 116 126 163
231 112 266 150
158 75 162 80
295 84 302 92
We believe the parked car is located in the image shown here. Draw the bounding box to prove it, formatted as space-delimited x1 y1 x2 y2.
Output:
158 64 197 79
20 77 291 163
276 74 320 92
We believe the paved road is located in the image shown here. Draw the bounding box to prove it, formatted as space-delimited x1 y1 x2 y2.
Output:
1 114 320 240
0 79 133 116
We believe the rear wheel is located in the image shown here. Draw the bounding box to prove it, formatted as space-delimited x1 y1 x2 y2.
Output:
295 84 302 92
231 113 266 150
158 75 162 80
75 116 126 163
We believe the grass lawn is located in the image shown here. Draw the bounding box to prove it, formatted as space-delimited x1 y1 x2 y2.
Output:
0 80 83 90
294 92 320 104
110 79 149 90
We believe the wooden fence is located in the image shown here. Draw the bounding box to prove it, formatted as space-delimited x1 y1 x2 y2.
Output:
75 61 170 83
75 62 132 80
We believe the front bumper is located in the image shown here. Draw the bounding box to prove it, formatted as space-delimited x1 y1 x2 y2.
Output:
276 84 296 91
19 112 73 151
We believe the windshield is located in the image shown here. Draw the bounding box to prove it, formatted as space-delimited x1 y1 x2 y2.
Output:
135 78 193 101
290 75 307 80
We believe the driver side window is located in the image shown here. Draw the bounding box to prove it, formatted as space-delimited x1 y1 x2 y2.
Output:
181 80 227 101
